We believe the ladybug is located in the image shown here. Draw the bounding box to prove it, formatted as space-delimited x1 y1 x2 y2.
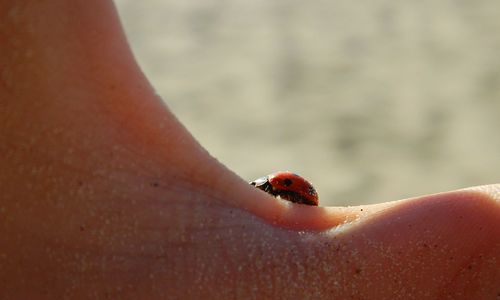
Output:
250 171 318 206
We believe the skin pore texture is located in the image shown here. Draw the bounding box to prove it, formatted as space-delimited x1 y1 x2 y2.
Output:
0 1 499 299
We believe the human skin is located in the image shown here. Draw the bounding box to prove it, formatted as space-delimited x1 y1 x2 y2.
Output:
0 1 499 299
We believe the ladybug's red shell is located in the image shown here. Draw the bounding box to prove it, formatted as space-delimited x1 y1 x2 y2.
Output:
250 171 318 206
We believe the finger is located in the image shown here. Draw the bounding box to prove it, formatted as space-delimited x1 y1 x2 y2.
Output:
214 184 500 298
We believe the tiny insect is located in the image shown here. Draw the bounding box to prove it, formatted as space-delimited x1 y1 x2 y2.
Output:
249 171 318 206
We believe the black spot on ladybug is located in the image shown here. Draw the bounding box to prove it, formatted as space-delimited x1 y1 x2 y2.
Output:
308 186 317 195
283 178 293 186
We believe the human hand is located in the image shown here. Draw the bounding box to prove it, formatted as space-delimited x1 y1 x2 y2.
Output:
0 1 498 299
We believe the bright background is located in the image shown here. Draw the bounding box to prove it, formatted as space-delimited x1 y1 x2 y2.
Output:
115 1 500 206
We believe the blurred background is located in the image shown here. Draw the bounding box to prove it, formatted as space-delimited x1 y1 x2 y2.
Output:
115 1 500 206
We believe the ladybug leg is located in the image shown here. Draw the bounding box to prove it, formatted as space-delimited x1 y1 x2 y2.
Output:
275 190 317 206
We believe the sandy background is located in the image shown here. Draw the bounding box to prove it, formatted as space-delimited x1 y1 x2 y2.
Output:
115 1 500 206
